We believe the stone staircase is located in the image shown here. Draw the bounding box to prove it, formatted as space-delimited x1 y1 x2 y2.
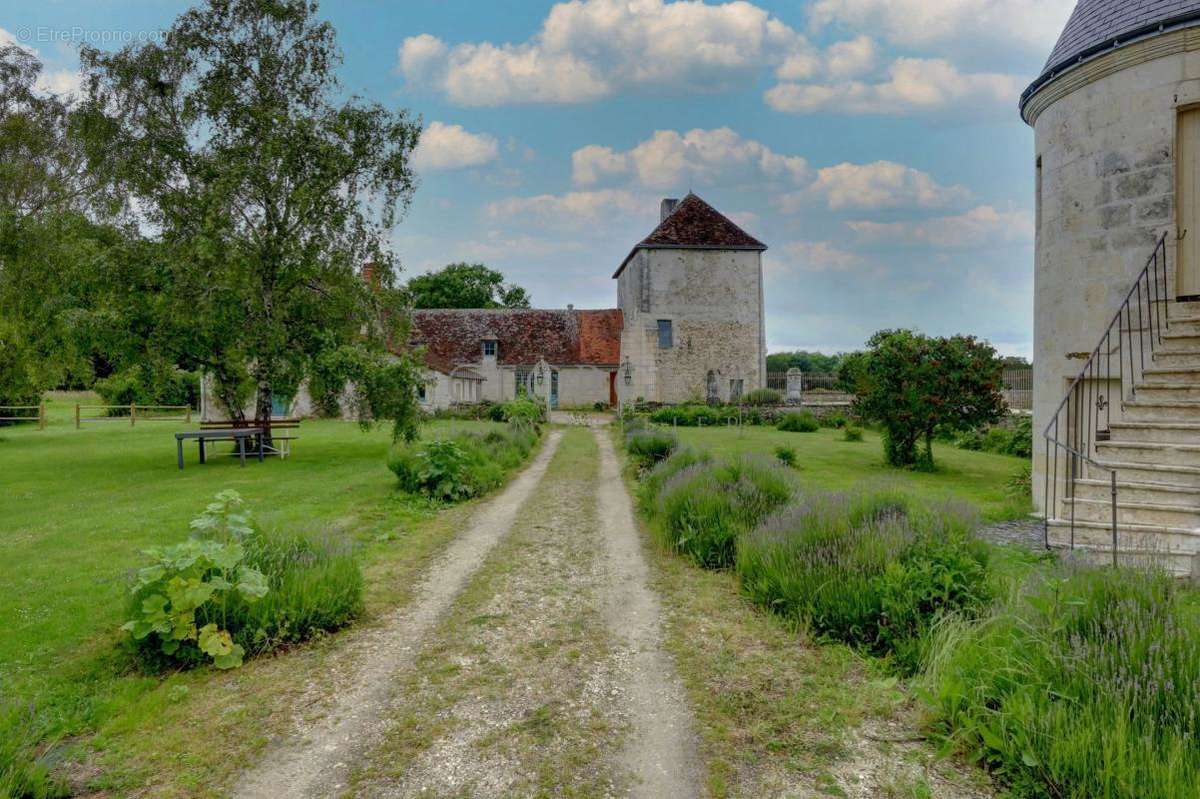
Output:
1048 302 1200 574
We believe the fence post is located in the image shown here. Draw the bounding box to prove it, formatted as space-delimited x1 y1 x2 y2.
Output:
130 402 136 427
187 406 192 423
75 404 80 429
38 402 45 430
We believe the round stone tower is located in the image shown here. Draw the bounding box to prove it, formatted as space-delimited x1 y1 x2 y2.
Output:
1024 2 1200 520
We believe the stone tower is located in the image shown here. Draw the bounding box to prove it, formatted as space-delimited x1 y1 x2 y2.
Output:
1025 1 1200 571
613 193 767 405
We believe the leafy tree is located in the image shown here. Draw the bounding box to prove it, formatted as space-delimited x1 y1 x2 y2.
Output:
854 330 1006 470
0 44 121 405
407 262 531 309
81 0 424 440
997 355 1031 369
835 350 869 394
765 350 843 373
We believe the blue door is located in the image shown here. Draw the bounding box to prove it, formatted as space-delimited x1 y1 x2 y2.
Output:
550 370 559 409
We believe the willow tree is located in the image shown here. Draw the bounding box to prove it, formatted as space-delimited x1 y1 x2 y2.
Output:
81 0 423 440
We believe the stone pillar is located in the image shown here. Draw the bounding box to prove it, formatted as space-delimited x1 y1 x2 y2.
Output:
786 368 803 402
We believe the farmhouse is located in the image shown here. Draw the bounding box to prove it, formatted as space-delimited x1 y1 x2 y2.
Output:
1026 0 1200 571
412 192 768 410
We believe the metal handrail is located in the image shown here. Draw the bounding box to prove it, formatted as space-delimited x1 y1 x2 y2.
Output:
1042 233 1171 566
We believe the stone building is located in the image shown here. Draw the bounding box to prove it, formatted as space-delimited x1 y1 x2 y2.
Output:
201 193 767 417
411 192 767 409
1025 0 1200 571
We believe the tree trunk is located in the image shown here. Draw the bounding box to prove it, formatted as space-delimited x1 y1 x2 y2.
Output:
254 381 274 451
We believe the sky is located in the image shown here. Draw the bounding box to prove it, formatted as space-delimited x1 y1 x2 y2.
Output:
0 0 1080 359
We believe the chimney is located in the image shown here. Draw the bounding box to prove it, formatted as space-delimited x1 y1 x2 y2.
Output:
567 303 574 311
660 198 680 221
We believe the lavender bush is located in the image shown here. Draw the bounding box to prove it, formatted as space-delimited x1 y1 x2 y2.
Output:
922 564 1200 798
737 490 988 672
654 456 794 568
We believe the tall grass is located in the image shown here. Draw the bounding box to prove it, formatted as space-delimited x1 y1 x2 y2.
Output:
921 564 1200 799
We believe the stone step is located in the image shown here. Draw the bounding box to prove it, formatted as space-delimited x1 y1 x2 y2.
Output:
1063 496 1200 527
1046 519 1200 575
1073 476 1200 505
1095 440 1200 467
1120 398 1200 422
1085 459 1200 487
1141 366 1200 383
1149 350 1200 369
1108 421 1200 444
1133 383 1200 401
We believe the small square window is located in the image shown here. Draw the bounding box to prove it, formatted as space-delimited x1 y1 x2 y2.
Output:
657 319 673 349
482 340 497 357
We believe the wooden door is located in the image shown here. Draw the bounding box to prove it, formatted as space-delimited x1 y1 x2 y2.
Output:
1178 108 1200 298
608 371 617 407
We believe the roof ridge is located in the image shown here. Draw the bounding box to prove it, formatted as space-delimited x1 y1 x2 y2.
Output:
612 192 766 278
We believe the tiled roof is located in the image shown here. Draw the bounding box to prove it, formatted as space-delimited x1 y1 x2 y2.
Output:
412 308 623 367
613 193 766 277
1024 1 1200 114
422 350 484 379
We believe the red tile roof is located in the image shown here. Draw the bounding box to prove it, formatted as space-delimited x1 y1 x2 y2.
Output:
613 192 766 277
412 308 623 367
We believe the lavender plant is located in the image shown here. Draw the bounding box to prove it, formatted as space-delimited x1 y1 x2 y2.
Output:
922 564 1200 798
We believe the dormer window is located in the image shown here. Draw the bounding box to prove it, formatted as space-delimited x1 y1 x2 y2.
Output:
482 339 497 357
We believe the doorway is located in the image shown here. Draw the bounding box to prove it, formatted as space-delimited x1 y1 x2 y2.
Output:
1178 107 1200 298
608 371 617 407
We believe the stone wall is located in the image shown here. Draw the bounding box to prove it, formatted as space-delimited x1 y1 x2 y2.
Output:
1028 36 1191 513
617 247 765 404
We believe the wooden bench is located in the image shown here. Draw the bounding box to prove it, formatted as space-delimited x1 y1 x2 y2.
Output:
199 417 301 458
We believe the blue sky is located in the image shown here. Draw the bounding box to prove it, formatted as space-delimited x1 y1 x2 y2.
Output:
0 0 1079 358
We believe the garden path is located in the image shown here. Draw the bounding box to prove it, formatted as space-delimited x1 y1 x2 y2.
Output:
234 425 701 798
233 431 564 798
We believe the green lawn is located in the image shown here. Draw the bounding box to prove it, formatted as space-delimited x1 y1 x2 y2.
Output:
667 424 1030 521
0 392 504 795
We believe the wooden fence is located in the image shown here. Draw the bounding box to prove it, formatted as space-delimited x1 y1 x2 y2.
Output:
75 403 192 428
0 403 46 430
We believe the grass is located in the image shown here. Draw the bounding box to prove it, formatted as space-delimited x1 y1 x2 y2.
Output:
0 391 511 796
668 424 1031 522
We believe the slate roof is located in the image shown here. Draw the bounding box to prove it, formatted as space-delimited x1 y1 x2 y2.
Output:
1023 0 1200 117
411 308 623 367
613 193 766 278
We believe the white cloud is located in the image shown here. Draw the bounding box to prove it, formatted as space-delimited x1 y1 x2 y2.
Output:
808 0 1074 58
0 27 82 98
779 241 864 272
572 127 809 189
398 0 808 105
779 160 970 211
411 121 500 171
485 189 646 230
825 35 876 79
765 57 1022 117
572 145 631 186
847 205 1034 248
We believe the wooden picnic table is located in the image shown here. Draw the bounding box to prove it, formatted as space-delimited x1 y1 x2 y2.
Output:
175 428 264 470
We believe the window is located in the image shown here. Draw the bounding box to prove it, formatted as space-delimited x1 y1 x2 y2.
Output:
657 319 673 349
417 383 427 402
706 370 718 404
729 379 743 402
482 339 497 357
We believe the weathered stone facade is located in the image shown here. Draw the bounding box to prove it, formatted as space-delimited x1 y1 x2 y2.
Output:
1025 26 1200 512
616 247 766 404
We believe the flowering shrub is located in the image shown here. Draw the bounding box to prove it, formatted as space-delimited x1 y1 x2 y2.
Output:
922 564 1200 798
